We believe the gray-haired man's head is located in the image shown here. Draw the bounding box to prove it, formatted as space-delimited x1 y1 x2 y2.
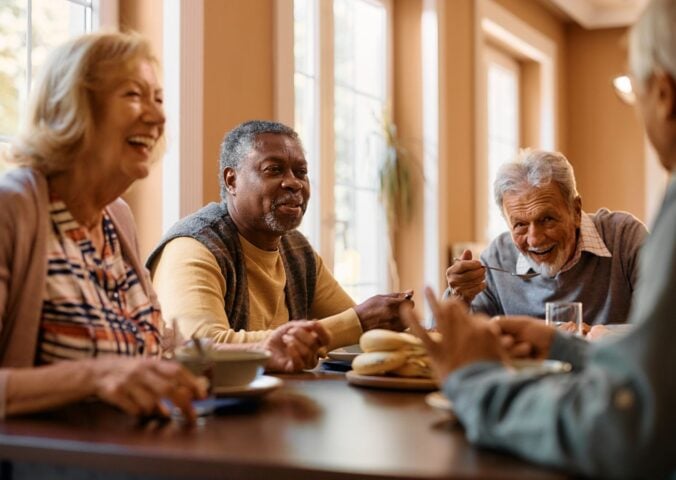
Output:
494 149 579 211
219 120 301 201
628 0 676 89
494 149 582 278
628 0 676 171
219 120 310 243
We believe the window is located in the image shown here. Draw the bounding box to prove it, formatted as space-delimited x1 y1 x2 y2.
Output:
294 0 391 302
476 0 557 244
0 0 98 173
0 0 94 144
485 46 519 241
293 0 321 246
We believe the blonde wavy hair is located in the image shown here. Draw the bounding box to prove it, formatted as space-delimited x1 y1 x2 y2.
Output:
10 31 157 174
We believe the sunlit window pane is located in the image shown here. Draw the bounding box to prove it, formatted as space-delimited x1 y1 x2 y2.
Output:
294 72 319 242
293 0 320 247
486 59 519 241
293 0 390 302
0 2 27 139
294 0 316 76
0 0 92 143
334 185 387 285
335 86 383 189
334 0 388 301
334 0 385 99
32 0 89 86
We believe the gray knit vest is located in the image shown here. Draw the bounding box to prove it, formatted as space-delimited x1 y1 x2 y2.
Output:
146 202 317 331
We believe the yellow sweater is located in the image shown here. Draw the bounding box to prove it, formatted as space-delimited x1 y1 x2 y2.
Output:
151 235 362 350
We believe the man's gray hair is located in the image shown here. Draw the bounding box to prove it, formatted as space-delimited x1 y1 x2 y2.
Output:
494 149 579 210
219 120 301 200
629 0 676 87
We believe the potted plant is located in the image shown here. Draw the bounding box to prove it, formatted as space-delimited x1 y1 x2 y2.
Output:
378 112 420 289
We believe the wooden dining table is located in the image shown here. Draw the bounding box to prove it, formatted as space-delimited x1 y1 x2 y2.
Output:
0 368 571 480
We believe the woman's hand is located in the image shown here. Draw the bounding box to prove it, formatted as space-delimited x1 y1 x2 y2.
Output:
261 321 331 373
89 357 207 422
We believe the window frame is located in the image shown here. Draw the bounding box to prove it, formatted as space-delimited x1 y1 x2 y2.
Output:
484 44 520 241
276 0 394 298
474 0 557 244
0 0 115 145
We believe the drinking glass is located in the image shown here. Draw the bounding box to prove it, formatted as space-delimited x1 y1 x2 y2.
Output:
545 302 583 336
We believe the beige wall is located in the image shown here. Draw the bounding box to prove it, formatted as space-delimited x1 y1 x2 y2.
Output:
392 0 424 298
441 0 475 255
119 0 164 260
565 25 645 220
202 0 275 204
520 60 541 148
120 0 277 257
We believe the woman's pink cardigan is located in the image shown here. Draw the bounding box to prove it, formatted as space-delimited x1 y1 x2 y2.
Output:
0 167 160 418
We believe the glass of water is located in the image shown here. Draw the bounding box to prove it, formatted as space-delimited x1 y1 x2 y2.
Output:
546 302 583 336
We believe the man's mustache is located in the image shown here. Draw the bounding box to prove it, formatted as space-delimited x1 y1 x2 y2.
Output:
273 195 307 209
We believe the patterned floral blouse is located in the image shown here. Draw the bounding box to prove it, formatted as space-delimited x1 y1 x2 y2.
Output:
38 195 162 363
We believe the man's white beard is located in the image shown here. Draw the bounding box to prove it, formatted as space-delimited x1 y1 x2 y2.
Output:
524 247 570 279
263 210 303 234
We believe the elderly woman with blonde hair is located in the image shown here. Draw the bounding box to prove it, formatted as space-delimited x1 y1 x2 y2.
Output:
0 31 329 421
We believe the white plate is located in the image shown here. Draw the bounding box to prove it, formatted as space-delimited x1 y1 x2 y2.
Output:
587 323 633 341
603 324 633 333
425 391 454 412
508 359 572 374
346 371 437 391
327 344 363 363
213 375 283 398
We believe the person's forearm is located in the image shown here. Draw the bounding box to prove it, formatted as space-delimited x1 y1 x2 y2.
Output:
443 357 663 478
318 308 362 350
548 331 589 369
3 361 96 417
195 322 272 344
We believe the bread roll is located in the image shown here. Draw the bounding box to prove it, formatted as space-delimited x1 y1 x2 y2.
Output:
352 329 438 379
390 357 433 378
427 331 442 343
398 345 428 357
352 351 408 375
359 329 422 352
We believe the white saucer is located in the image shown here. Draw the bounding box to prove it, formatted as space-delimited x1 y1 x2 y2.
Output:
425 391 453 412
508 359 572 374
213 375 283 398
346 371 437 391
327 344 363 363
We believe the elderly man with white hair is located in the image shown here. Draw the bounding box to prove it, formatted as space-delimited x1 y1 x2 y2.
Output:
404 0 676 477
446 149 647 326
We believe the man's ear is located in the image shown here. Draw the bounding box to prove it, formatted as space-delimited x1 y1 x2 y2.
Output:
223 167 237 196
573 196 582 227
654 69 676 120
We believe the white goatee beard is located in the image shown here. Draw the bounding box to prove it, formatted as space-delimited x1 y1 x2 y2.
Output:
524 246 570 279
263 208 305 234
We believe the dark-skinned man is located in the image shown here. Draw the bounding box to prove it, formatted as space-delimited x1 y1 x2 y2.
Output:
148 120 411 352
